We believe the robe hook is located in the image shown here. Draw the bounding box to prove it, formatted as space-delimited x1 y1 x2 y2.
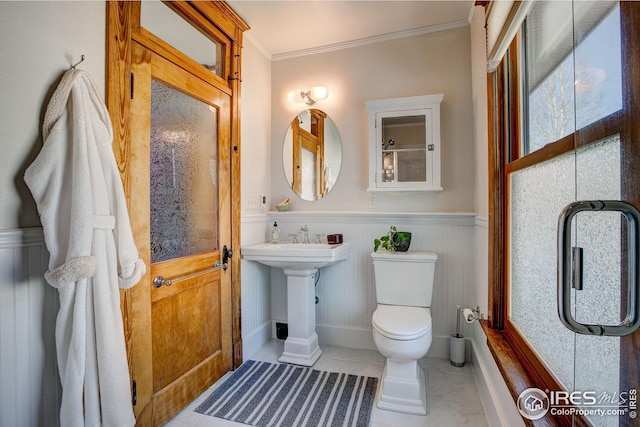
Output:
70 55 86 70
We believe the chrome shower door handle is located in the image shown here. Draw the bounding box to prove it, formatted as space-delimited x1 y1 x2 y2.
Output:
557 200 640 336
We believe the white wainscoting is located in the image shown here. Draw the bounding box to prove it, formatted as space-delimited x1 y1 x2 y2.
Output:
0 217 491 424
0 228 60 427
2 217 501 426
240 215 272 360
242 211 477 359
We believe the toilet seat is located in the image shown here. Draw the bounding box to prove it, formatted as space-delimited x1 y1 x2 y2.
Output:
372 305 431 341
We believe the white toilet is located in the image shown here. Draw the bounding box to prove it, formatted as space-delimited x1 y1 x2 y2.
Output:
371 250 438 415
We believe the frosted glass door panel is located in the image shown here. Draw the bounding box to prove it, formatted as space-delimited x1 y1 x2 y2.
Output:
509 151 576 389
511 136 622 424
301 148 317 202
573 117 622 427
150 80 218 263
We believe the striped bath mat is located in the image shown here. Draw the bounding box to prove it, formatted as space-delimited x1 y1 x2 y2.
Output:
195 360 378 427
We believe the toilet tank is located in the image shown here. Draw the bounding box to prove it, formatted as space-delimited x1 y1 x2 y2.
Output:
371 251 438 307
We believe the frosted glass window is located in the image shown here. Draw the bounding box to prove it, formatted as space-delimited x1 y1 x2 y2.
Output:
509 149 576 389
150 80 218 263
509 136 620 395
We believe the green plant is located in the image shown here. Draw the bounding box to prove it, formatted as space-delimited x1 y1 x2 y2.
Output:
373 226 412 252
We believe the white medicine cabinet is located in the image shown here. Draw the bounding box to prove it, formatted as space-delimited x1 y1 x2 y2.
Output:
366 94 443 192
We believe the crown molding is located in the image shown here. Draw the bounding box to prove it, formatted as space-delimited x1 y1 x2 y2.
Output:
271 20 470 61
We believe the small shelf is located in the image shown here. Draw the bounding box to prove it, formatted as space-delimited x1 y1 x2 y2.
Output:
366 186 443 193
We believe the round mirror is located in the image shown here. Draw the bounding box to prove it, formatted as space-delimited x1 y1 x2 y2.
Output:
283 109 342 201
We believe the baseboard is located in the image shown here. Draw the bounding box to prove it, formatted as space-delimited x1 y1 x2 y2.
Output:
305 324 472 362
262 321 473 363
316 324 378 350
470 326 526 427
428 334 471 360
471 340 503 426
242 321 272 361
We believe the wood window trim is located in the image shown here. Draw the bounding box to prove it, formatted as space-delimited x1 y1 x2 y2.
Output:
485 82 591 427
132 1 236 93
132 26 233 95
486 53 570 427
480 321 557 427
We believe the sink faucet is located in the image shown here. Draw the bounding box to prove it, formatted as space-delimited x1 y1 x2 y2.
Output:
299 225 310 244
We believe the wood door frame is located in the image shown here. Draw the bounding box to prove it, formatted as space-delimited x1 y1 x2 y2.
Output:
291 110 326 199
106 1 248 423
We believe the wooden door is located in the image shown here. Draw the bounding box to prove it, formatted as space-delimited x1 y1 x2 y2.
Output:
291 110 326 199
129 41 232 426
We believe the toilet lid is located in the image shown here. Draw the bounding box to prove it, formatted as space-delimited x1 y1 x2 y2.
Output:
372 305 431 341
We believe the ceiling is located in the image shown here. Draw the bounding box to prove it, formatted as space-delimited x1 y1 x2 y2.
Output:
226 1 476 60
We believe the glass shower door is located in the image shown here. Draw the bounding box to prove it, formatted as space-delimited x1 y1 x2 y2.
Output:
570 140 623 427
510 2 638 426
571 3 628 426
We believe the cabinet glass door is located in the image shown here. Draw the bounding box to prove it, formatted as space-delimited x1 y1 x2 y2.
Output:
380 114 427 183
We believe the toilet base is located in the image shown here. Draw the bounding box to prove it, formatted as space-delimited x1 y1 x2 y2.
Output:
375 359 427 415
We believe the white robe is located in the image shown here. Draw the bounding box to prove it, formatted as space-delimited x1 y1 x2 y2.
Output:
24 69 145 427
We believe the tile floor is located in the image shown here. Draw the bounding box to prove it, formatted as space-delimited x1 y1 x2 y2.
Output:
165 339 489 427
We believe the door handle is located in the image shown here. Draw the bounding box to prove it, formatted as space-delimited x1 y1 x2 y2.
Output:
153 275 172 288
222 245 233 271
557 200 640 336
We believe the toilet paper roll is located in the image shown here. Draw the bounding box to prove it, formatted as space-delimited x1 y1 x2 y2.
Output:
463 308 476 323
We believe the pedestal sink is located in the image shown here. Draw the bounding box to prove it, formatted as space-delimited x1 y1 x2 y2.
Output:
242 242 352 366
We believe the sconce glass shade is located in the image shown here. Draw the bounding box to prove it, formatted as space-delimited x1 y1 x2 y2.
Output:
289 86 329 105
309 86 329 102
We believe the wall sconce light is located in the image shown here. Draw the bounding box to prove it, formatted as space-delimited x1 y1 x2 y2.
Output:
288 86 329 105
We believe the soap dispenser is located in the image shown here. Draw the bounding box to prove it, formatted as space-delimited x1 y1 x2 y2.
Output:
270 222 280 244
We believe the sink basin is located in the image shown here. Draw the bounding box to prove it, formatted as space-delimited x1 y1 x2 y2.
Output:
242 242 352 270
241 241 351 366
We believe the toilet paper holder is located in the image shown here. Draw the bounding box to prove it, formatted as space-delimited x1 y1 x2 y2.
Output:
463 306 481 323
